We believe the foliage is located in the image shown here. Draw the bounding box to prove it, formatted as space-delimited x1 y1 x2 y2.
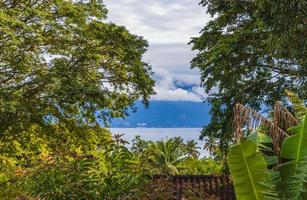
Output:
146 137 187 175
19 156 107 200
130 136 222 176
0 133 150 200
131 135 150 155
178 157 222 175
285 89 307 120
0 124 112 199
191 0 307 154
0 0 155 135
185 140 201 159
228 115 307 200
203 136 221 158
0 1 229 198
102 137 150 200
278 115 307 199
0 1 156 199
228 140 272 200
0 131 221 199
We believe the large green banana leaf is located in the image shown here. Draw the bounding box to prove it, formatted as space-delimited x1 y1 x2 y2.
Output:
247 130 278 166
279 115 307 200
228 140 277 200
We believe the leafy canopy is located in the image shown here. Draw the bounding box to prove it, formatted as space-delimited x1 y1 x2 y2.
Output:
0 0 155 135
190 0 307 153
0 1 155 198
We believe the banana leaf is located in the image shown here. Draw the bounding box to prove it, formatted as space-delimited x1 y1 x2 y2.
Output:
228 140 278 200
278 115 307 200
247 131 278 166
247 131 274 151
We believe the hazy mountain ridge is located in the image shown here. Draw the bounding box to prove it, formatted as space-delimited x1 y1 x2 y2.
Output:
110 101 210 128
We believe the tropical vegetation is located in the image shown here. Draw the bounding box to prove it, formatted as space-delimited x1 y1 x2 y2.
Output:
0 0 306 199
0 133 221 199
0 1 224 199
228 95 307 200
191 0 307 155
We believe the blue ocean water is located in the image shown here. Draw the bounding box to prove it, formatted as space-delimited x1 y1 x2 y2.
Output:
110 128 208 157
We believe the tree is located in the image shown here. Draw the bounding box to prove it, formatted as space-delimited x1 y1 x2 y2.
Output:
0 1 155 198
185 140 200 159
0 0 155 135
203 137 219 157
15 133 149 200
190 0 307 153
131 135 150 155
147 138 187 175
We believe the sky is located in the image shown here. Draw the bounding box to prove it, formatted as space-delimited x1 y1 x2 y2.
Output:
104 0 212 102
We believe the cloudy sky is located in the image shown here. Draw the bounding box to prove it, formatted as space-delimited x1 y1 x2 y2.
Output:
104 0 212 102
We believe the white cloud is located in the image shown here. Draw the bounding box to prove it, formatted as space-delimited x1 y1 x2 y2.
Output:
151 86 205 102
104 0 212 102
152 67 207 102
104 0 210 44
144 43 197 73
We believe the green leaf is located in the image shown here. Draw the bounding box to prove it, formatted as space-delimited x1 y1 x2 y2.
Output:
279 115 307 199
264 155 279 166
247 131 273 145
228 140 277 200
247 131 277 167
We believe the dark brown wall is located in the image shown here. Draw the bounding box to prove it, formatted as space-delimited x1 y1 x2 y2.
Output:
151 175 236 200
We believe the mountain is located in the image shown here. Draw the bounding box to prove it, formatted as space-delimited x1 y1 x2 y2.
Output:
110 101 210 128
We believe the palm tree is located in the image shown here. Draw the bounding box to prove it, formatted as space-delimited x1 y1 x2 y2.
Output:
185 140 200 159
203 137 219 157
147 138 187 175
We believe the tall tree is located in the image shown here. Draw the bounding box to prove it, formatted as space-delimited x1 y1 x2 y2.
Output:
185 140 200 159
0 0 155 136
203 137 219 157
0 1 155 195
190 0 306 153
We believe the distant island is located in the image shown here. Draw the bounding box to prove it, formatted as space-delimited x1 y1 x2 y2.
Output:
110 101 211 128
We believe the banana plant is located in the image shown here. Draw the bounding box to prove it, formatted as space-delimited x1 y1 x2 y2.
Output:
247 129 278 167
227 140 273 200
228 115 307 200
278 115 307 200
